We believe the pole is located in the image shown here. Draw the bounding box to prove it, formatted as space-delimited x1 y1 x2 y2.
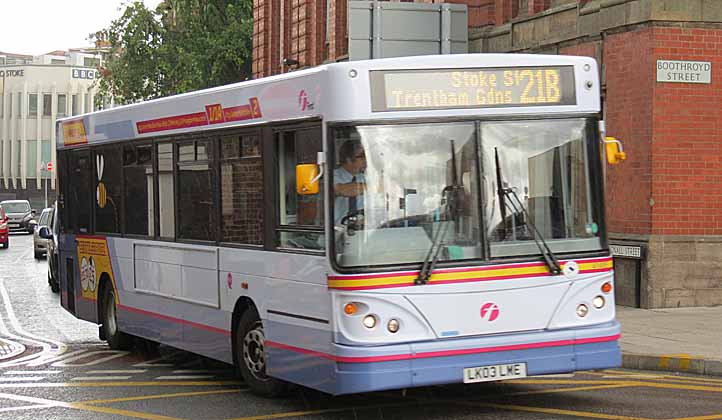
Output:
44 177 47 208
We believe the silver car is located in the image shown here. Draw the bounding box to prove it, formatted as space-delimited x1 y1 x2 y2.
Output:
0 200 36 234
33 207 53 259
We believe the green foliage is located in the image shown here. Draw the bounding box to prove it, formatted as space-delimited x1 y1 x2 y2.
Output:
92 0 253 105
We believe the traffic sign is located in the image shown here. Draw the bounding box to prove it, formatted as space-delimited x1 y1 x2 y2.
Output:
46 162 54 171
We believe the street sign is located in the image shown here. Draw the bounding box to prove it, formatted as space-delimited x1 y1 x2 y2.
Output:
610 244 643 259
46 162 54 171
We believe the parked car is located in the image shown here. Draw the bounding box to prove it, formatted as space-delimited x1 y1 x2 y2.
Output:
0 206 8 248
42 205 59 293
33 207 54 259
0 200 35 234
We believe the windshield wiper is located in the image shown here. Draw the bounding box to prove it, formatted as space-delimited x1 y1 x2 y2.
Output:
494 148 562 276
415 140 461 285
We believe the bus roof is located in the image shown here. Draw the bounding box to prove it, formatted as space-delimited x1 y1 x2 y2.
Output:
57 54 600 149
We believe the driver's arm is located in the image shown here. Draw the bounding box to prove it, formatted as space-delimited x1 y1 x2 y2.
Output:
335 182 365 197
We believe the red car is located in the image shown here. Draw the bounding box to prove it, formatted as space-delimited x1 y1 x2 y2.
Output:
0 206 8 248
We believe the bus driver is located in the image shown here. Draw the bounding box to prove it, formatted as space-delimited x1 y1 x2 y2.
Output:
334 140 366 224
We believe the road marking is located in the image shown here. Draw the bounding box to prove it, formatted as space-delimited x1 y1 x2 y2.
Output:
132 354 178 367
81 389 245 405
155 375 216 380
0 404 55 413
0 380 242 388
52 350 130 367
455 401 655 420
71 376 133 381
226 401 429 420
5 370 61 375
642 382 722 393
507 384 636 396
0 391 185 420
0 377 46 382
602 374 664 379
172 369 226 374
669 415 722 420
86 370 146 374
530 373 576 378
598 370 722 384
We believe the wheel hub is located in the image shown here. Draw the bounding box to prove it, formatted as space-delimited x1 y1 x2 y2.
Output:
243 324 268 380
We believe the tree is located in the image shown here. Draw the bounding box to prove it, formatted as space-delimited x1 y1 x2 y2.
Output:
92 0 253 105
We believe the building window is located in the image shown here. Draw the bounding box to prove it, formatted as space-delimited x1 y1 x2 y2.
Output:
123 144 154 236
51 58 65 64
177 139 216 241
157 142 175 239
83 57 99 67
57 94 67 117
220 133 263 245
71 94 79 116
28 94 38 118
16 93 22 118
84 94 90 113
43 94 52 117
95 145 122 234
0 95 3 118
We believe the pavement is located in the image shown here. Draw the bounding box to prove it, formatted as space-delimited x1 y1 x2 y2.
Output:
616 305 722 377
0 306 720 378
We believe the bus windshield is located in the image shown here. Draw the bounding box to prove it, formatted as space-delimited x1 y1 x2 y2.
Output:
331 118 601 268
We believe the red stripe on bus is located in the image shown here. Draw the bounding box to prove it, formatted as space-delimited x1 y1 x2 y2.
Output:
118 304 231 336
266 333 621 363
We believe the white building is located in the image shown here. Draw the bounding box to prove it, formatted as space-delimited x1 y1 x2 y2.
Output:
0 49 101 209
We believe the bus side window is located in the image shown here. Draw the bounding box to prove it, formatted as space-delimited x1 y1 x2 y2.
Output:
276 127 325 250
95 145 122 234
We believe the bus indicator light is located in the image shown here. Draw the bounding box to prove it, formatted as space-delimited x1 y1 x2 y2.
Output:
601 282 613 294
344 303 358 315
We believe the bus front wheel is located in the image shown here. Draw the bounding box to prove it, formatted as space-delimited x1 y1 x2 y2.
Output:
101 286 131 350
235 309 286 397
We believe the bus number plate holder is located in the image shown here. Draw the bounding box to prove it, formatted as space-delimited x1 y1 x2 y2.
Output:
463 362 527 383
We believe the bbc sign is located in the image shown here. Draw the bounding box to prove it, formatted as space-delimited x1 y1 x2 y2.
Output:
72 68 97 80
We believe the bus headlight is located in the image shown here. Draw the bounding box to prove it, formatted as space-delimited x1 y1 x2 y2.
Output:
592 296 606 309
362 315 377 329
576 304 589 317
387 318 400 333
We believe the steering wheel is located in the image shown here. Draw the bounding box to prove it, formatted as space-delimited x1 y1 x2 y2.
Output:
339 209 365 230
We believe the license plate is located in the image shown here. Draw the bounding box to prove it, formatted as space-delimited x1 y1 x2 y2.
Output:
463 362 527 383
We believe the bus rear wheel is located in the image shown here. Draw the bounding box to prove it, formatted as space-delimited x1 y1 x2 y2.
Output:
101 286 131 350
235 309 286 397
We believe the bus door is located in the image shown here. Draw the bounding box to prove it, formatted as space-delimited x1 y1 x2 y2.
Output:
58 149 93 316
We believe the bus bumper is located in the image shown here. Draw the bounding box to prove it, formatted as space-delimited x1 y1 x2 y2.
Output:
267 320 620 395
330 321 621 395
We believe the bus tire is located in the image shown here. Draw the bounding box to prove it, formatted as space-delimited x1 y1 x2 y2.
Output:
235 309 286 397
101 286 131 350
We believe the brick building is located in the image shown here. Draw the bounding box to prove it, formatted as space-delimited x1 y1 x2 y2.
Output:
252 0 722 308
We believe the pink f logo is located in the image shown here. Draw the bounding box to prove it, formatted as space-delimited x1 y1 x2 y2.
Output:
298 90 309 111
480 302 500 322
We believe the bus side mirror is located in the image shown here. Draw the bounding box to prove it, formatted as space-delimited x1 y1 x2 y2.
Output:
604 137 627 165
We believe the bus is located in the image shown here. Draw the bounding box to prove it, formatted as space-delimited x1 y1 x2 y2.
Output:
50 54 625 396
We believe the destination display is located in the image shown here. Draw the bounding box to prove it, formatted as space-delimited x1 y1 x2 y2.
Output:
371 66 576 112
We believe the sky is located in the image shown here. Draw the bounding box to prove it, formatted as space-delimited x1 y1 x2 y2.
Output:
1 0 162 56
